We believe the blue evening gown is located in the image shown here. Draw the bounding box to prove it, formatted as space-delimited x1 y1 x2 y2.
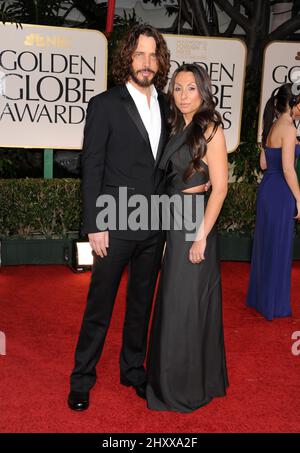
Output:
246 144 300 320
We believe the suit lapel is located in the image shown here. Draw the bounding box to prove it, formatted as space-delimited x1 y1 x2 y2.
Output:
119 85 153 156
154 92 167 169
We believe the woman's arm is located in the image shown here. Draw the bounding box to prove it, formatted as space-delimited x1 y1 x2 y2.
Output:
282 125 300 202
189 126 228 263
260 147 267 170
202 126 228 238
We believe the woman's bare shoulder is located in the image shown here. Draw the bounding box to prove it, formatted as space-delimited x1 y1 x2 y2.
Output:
205 122 224 142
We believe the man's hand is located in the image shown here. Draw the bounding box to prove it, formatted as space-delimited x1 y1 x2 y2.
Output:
88 231 109 258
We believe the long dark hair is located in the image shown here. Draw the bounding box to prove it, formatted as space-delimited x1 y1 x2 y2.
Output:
262 82 300 147
168 63 222 181
112 24 170 91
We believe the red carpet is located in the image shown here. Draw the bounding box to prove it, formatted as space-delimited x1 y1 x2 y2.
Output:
1 262 300 433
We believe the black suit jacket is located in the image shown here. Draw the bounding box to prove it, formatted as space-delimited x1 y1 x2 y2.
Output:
81 85 169 240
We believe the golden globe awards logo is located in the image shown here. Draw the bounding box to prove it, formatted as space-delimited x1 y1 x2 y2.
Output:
164 35 247 152
0 43 96 124
0 24 107 149
258 42 300 141
169 38 234 130
271 55 300 86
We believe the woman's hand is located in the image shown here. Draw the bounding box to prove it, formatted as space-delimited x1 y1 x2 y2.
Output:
189 237 206 264
295 200 300 220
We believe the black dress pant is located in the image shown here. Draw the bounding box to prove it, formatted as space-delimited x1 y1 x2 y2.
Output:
70 232 165 392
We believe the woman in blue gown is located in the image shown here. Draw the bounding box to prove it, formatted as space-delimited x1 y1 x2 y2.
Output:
246 83 300 320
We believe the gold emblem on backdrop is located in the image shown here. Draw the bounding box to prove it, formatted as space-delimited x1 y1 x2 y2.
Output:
24 33 72 48
175 40 208 60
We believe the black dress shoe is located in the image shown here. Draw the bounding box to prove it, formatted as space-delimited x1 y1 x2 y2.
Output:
121 379 147 400
68 391 89 411
133 383 146 400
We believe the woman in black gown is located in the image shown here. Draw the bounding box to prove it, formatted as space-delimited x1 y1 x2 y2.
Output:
146 63 229 413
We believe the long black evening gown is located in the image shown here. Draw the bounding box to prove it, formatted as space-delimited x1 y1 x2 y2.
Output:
146 125 229 413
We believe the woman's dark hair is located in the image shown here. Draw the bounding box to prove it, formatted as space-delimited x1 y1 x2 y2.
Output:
112 24 170 91
262 82 300 147
168 63 222 181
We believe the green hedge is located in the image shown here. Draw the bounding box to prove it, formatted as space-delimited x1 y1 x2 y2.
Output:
218 182 257 235
0 179 81 238
0 178 298 238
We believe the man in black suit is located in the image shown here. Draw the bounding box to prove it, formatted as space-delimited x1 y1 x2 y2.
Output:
68 24 170 411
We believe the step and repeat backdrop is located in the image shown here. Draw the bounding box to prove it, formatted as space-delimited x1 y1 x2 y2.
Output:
164 35 246 152
0 23 298 151
258 41 300 141
0 23 107 149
